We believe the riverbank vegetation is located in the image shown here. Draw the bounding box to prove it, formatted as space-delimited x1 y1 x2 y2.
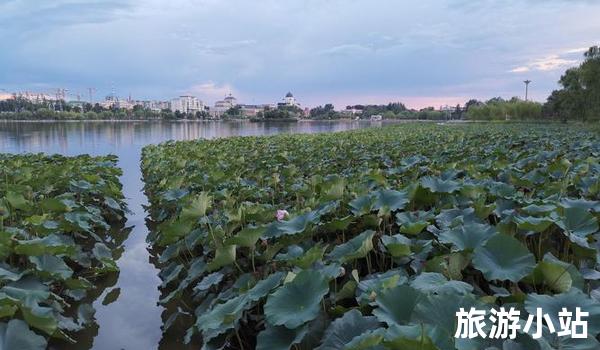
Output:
252 105 303 121
465 98 543 120
141 123 600 349
0 99 209 120
0 154 128 349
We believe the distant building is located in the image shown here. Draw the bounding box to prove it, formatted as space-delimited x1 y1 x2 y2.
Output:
212 94 238 117
342 106 363 116
143 100 170 112
240 104 274 117
100 95 119 109
278 92 300 108
171 95 204 114
13 91 53 103
370 114 383 121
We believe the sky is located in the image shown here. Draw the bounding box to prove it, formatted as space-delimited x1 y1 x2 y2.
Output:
1 0 599 109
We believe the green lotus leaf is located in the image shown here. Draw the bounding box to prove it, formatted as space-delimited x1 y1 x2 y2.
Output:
349 194 375 216
316 309 381 350
383 324 438 350
0 304 18 319
413 292 481 336
162 188 189 201
275 245 304 261
328 230 375 263
381 234 412 258
290 243 327 269
356 271 405 306
102 288 120 305
322 216 354 232
372 284 422 326
159 263 184 288
264 270 329 329
180 192 212 221
157 219 194 246
206 245 236 272
0 232 12 260
77 303 95 326
472 233 535 282
560 198 600 212
256 323 309 350
525 289 600 336
177 258 206 291
553 207 598 239
264 211 320 239
410 272 473 295
39 198 71 213
372 189 409 215
1 277 50 304
246 272 285 302
0 319 47 350
522 203 556 214
92 242 117 271
320 175 346 201
15 234 76 257
196 294 249 342
194 272 224 292
531 260 572 293
5 191 29 210
0 265 25 282
435 208 476 229
29 255 73 280
21 301 58 336
396 211 432 235
64 211 93 232
226 225 266 248
513 215 554 233
436 222 497 252
421 177 461 194
343 328 385 350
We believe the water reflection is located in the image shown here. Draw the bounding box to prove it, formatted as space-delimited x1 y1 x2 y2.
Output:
0 120 389 349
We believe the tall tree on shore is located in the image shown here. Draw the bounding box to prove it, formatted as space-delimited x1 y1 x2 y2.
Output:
545 45 600 120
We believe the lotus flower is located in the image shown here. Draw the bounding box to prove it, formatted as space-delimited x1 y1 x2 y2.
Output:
276 209 289 221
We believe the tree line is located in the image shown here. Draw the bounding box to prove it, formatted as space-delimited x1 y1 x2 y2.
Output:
0 99 210 120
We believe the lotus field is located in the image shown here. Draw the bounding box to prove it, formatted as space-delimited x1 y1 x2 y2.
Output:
141 123 600 349
0 154 128 349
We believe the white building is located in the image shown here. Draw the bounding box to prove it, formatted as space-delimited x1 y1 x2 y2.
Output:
212 94 239 117
278 92 300 108
171 96 205 114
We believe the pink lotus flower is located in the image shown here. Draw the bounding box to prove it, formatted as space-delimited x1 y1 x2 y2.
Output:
276 209 289 221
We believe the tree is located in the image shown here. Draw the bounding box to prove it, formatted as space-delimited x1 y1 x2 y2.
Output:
309 104 340 119
543 45 600 121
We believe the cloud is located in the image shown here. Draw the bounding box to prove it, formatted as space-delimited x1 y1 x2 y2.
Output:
320 34 402 56
510 53 580 73
192 39 258 55
2 0 599 107
510 66 530 73
0 0 133 33
187 82 236 103
563 47 589 54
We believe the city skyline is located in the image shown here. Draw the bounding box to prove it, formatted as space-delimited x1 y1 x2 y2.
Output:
1 0 599 109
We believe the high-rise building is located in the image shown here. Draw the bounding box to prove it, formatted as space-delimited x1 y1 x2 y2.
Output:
171 96 205 114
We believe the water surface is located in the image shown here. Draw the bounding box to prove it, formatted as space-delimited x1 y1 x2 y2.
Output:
0 120 389 350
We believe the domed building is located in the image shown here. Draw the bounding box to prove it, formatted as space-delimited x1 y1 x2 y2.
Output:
279 92 300 108
212 93 239 117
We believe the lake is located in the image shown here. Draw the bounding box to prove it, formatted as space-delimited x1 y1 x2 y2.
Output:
0 120 390 350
